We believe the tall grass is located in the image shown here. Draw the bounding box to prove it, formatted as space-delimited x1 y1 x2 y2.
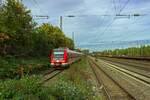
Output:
0 58 97 100
0 76 55 100
48 58 94 100
0 57 50 79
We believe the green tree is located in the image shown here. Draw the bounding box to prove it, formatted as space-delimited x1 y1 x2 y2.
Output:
0 0 36 56
0 1 74 57
64 37 74 50
33 23 74 56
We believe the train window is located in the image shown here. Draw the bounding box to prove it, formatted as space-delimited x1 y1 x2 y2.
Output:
54 52 64 60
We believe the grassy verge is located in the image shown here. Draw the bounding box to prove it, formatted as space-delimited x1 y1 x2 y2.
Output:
0 57 101 100
47 57 94 100
0 57 50 79
0 76 55 100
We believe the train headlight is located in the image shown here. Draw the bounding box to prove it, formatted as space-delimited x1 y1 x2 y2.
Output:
61 60 65 63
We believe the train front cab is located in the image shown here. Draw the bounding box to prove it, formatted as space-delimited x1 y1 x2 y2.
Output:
50 49 69 69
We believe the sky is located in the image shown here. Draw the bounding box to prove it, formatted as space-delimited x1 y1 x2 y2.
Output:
23 0 150 51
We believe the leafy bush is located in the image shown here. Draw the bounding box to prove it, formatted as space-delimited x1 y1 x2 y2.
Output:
0 58 94 100
49 59 93 100
0 57 17 79
0 76 55 100
50 80 88 100
0 57 49 79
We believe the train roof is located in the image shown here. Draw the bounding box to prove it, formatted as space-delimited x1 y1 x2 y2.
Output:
53 48 83 55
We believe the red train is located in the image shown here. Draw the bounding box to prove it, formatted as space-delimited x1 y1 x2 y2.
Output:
49 48 82 68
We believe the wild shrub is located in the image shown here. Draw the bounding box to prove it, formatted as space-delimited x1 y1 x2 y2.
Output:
0 57 49 79
0 76 55 100
49 80 87 100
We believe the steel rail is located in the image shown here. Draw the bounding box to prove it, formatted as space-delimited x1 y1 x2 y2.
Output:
100 60 150 86
89 57 135 100
40 70 63 84
100 59 150 85
88 60 112 100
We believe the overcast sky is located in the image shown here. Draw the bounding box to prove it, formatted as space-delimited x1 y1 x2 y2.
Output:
23 0 150 47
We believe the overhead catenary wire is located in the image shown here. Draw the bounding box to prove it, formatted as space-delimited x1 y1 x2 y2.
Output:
97 0 131 41
86 1 117 43
112 0 122 14
87 0 114 42
31 0 48 15
97 0 123 40
117 26 150 41
114 16 148 41
98 18 116 39
94 0 118 41
117 0 123 13
75 1 150 48
33 0 42 13
112 0 117 14
114 0 150 41
118 0 130 14
112 0 130 15
87 0 133 44
27 0 150 46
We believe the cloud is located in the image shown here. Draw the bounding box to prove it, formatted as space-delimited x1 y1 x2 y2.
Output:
23 0 150 50
24 0 84 16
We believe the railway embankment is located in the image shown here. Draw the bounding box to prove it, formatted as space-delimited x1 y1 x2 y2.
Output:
92 57 150 100
0 57 102 100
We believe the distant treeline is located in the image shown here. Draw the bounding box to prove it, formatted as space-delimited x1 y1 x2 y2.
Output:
0 0 74 57
98 45 150 57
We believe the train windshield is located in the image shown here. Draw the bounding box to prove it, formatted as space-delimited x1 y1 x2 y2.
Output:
54 52 64 60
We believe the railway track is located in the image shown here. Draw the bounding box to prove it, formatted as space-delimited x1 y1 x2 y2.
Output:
101 56 150 61
100 57 150 71
88 60 112 100
40 69 63 84
93 57 150 100
108 58 150 78
99 57 150 78
88 58 134 100
100 60 150 84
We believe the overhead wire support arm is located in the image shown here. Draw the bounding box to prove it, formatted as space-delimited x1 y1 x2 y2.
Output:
33 15 49 19
65 14 144 18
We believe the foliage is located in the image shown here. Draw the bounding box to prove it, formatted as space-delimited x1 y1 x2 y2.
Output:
49 80 87 100
0 76 55 100
0 57 49 79
0 59 93 100
0 0 74 57
0 0 36 56
0 0 74 80
48 58 93 100
33 23 74 56
99 45 150 57
0 58 95 100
